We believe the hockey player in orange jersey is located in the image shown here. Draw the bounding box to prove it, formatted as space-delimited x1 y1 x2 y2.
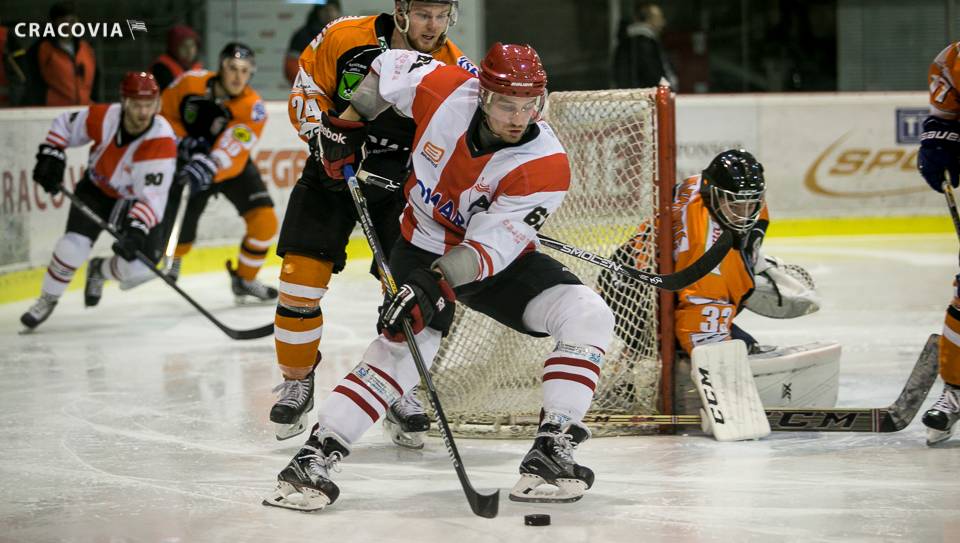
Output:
262 43 615 512
20 72 178 329
917 41 960 445
270 0 478 447
160 42 279 303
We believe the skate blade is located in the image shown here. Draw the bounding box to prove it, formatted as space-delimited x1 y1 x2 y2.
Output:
274 420 308 441
261 481 331 512
926 426 955 446
508 473 586 503
383 417 425 450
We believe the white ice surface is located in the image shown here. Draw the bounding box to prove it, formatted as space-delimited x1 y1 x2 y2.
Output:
1 234 959 543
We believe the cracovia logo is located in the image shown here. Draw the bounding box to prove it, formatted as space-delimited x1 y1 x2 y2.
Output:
14 20 148 40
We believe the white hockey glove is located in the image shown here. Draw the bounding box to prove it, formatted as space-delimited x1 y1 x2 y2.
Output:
744 254 820 319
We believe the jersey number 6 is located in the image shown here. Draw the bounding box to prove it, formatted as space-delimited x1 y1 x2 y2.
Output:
523 206 549 230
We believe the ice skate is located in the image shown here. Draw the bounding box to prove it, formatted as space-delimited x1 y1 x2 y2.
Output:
20 293 59 330
84 257 106 307
382 385 430 449
509 420 594 503
227 260 277 304
262 425 350 512
270 373 315 441
922 383 959 446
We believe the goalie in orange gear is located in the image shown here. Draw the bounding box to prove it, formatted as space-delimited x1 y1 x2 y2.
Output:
917 41 960 446
160 41 278 303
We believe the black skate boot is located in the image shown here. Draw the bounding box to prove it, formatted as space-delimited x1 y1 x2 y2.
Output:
227 260 277 304
509 420 594 503
383 385 430 449
85 257 106 307
262 425 350 512
20 293 59 329
922 383 960 446
270 372 315 441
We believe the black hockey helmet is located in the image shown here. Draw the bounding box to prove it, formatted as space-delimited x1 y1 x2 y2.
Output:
219 42 256 68
701 149 766 234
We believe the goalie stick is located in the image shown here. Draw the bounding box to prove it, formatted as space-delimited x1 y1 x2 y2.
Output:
344 165 499 519
60 187 274 341
536 229 733 291
575 334 940 433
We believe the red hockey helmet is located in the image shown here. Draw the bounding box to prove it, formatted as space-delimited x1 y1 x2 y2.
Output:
479 42 547 98
120 71 160 99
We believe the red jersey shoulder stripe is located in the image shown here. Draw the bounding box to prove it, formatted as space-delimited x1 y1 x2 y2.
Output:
133 137 177 162
495 152 571 198
412 66 474 125
85 103 111 143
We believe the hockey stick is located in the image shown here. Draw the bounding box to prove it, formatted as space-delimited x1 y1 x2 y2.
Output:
943 182 960 259
60 187 274 341
343 165 499 519
536 229 733 291
575 334 940 433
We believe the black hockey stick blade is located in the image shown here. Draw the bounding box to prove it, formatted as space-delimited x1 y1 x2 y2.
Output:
537 229 733 291
60 188 274 340
345 165 499 518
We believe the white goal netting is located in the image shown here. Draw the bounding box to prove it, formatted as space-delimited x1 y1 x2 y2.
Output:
426 87 675 437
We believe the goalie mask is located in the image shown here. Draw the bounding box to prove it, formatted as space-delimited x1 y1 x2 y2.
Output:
394 0 458 52
478 42 547 143
701 149 766 235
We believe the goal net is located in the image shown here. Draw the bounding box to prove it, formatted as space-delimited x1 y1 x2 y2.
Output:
426 86 676 437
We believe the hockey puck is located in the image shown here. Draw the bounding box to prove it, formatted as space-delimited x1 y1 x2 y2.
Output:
524 514 551 526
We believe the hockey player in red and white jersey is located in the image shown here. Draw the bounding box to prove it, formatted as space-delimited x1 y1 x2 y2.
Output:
20 72 177 330
918 41 960 445
263 44 615 512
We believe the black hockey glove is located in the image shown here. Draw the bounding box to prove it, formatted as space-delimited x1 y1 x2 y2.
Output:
378 268 456 341
918 115 960 193
33 144 67 195
112 217 150 261
311 111 366 180
178 153 218 193
177 136 211 162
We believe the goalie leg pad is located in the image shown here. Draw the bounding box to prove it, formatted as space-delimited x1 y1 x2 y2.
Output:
749 342 841 407
692 340 771 441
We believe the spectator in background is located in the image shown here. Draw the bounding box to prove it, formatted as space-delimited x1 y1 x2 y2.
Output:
22 1 99 106
150 24 203 90
0 19 28 106
612 1 677 89
283 1 341 86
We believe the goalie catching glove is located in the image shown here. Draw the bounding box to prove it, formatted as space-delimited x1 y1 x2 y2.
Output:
310 111 366 180
378 268 456 341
